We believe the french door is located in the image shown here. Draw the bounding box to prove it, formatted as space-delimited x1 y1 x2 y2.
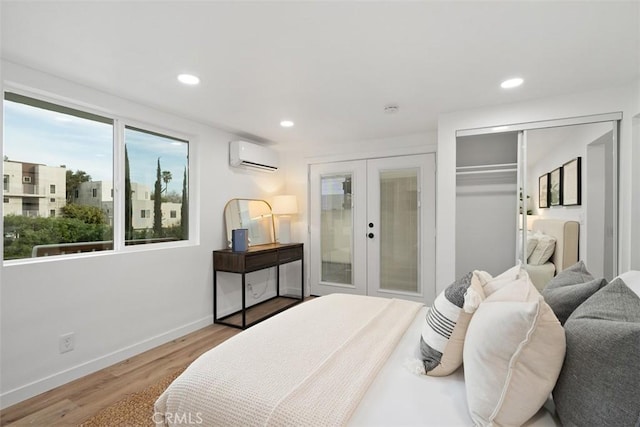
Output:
309 154 436 304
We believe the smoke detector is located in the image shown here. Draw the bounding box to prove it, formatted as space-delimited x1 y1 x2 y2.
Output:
384 104 399 114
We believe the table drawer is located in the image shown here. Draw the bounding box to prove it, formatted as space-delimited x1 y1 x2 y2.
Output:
279 246 303 263
245 251 278 271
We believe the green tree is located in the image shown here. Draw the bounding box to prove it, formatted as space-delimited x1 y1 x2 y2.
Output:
153 158 163 237
3 215 111 260
124 146 133 240
65 170 91 202
180 166 188 240
164 190 181 203
61 203 107 225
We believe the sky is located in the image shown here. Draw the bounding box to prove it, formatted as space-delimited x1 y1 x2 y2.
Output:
4 99 188 195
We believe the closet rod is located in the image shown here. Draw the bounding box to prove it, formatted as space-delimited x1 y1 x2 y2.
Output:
456 168 517 175
456 162 517 171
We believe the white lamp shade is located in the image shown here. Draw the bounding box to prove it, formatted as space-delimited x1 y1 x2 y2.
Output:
248 201 272 220
272 195 298 215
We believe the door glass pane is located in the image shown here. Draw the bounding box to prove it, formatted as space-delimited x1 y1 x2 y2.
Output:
380 169 418 292
320 174 352 284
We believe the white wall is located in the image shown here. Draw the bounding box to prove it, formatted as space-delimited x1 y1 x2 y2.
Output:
0 61 285 407
437 80 640 294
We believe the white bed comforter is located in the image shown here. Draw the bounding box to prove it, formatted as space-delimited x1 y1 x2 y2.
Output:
155 294 421 426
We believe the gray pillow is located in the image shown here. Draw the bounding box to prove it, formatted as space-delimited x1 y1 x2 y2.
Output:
553 277 640 427
541 260 607 324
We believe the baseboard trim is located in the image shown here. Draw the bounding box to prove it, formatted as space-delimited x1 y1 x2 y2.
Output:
0 315 213 410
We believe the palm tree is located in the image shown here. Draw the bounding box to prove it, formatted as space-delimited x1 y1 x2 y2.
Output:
162 170 172 194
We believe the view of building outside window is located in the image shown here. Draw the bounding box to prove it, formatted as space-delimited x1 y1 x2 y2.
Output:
124 126 189 245
3 93 114 260
2 93 190 261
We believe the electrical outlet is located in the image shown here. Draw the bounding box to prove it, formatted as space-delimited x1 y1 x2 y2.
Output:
59 332 75 353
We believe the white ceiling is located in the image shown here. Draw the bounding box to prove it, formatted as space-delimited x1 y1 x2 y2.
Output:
1 1 639 150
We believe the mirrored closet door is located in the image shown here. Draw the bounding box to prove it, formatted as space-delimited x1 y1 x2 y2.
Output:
456 113 620 284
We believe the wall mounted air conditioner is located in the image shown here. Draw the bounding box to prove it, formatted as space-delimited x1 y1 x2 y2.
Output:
229 140 279 172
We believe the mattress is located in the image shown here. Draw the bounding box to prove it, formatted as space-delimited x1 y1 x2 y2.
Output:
156 296 559 426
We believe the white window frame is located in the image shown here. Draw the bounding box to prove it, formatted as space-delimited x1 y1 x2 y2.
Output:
2 85 197 265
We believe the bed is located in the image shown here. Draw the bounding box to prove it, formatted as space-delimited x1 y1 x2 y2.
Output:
525 219 579 291
155 267 639 427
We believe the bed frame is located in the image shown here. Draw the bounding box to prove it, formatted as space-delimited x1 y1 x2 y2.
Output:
526 218 579 290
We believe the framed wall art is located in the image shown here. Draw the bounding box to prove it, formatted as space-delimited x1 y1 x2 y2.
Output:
562 157 582 206
549 167 563 206
539 173 549 208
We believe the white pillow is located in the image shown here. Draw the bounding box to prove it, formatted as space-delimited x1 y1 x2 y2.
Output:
528 232 556 265
619 270 640 298
463 276 566 426
526 231 539 259
474 263 528 296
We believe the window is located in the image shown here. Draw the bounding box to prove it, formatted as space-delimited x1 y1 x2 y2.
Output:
3 197 8 203
3 92 113 261
3 175 8 191
3 91 190 262
125 126 189 245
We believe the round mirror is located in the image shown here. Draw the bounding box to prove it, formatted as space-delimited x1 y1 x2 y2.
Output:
224 199 275 247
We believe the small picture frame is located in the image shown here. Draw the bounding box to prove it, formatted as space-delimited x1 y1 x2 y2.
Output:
538 173 549 208
549 167 563 206
562 157 582 206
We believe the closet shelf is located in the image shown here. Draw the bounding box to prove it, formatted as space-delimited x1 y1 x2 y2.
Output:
456 162 517 175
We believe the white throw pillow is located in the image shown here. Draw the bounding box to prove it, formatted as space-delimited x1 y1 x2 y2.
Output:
526 231 539 259
619 270 640 298
528 232 556 265
474 263 528 296
463 276 566 426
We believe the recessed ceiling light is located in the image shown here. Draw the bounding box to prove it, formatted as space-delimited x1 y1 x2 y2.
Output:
280 120 294 128
177 74 200 85
501 78 524 89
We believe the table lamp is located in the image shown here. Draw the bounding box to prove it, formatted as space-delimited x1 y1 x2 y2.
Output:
272 195 298 244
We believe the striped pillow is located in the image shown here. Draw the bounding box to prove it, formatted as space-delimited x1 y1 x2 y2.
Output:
420 271 481 376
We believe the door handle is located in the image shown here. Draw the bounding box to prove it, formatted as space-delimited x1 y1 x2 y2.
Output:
368 233 374 239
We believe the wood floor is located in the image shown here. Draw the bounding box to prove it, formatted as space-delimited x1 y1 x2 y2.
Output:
0 297 310 426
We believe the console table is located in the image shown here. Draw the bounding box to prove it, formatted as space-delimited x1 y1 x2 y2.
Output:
213 243 304 329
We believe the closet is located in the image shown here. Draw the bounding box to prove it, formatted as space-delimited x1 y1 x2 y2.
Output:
454 113 621 281
455 132 520 277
